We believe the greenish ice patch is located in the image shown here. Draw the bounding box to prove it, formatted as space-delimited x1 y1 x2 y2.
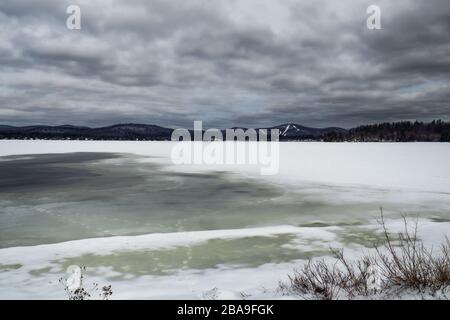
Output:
430 216 450 223
0 263 22 271
335 227 388 248
29 266 53 276
47 235 329 280
300 221 363 228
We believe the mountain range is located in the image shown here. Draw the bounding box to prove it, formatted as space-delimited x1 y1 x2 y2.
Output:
0 124 173 141
0 123 346 141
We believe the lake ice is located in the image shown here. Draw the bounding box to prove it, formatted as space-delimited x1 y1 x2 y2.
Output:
0 141 449 299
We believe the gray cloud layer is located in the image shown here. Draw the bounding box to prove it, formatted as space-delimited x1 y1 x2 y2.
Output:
0 0 449 128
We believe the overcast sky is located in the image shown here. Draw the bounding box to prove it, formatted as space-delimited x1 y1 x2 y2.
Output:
0 0 449 128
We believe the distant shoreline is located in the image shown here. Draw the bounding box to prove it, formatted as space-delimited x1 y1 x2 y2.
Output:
1 139 449 143
0 120 449 142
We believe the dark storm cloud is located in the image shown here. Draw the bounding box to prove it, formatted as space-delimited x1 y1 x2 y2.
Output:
0 0 449 128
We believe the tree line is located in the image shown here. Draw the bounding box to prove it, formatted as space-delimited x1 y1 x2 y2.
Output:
321 120 450 142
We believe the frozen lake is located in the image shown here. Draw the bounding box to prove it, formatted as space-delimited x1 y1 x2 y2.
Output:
0 141 449 299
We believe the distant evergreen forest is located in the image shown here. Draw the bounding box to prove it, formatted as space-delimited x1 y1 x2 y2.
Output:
321 120 450 142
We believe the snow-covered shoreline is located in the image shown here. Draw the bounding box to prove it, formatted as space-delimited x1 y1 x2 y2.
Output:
0 218 448 300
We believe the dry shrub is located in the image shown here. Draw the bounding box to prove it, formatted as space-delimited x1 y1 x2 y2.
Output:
280 211 450 299
374 213 450 294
